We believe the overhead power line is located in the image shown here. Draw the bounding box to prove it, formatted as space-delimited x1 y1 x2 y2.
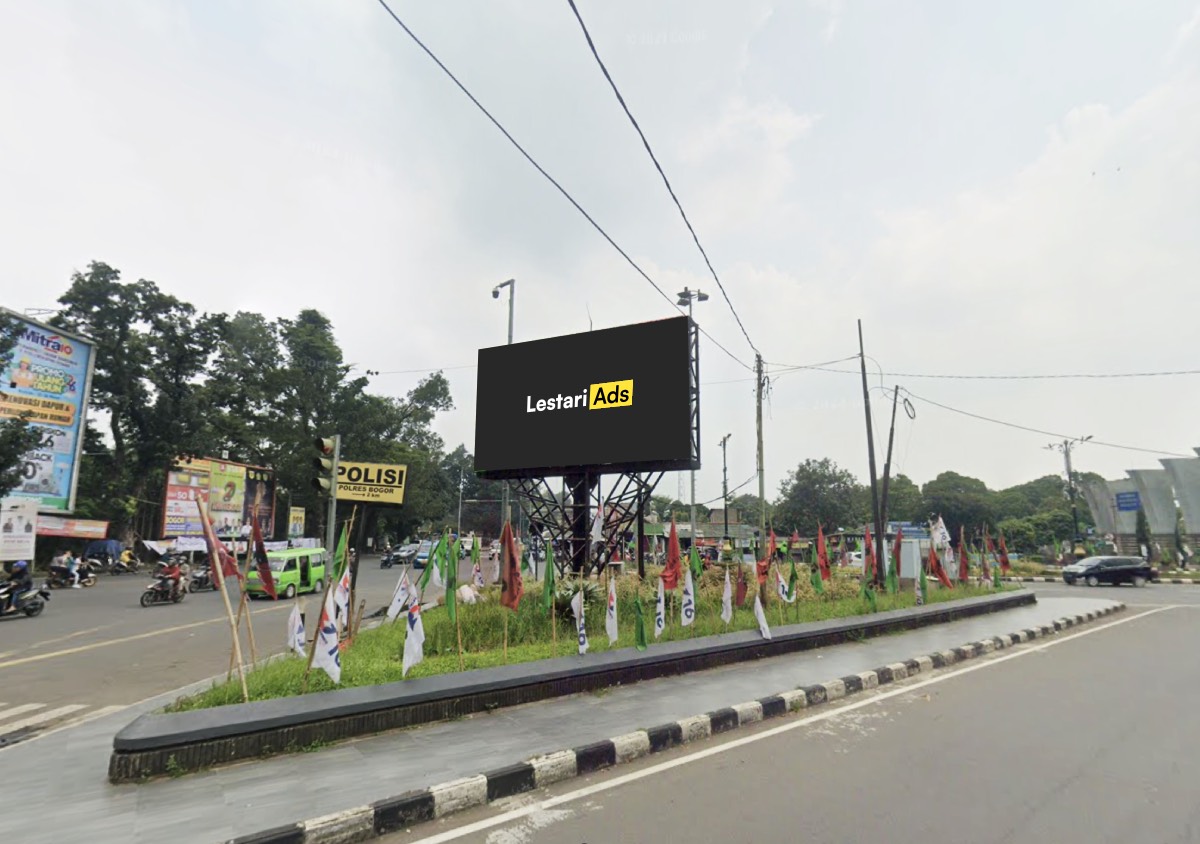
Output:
769 363 1200 381
372 0 752 372
901 387 1193 457
565 0 759 359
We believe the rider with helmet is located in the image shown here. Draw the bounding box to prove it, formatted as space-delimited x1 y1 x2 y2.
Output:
159 556 182 599
2 560 32 612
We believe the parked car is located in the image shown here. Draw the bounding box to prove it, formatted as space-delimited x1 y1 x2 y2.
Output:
1062 556 1156 587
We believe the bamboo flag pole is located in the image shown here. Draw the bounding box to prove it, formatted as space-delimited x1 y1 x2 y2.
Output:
240 531 259 665
335 507 358 641
215 536 249 702
303 510 352 692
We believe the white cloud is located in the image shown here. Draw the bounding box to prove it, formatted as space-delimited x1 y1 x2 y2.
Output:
1166 4 1200 62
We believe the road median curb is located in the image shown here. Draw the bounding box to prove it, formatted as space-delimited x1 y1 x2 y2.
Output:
224 602 1125 844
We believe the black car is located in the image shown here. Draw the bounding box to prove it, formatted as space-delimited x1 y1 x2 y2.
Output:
1061 556 1157 587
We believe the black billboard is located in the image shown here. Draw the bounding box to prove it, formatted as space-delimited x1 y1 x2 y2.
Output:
475 316 697 479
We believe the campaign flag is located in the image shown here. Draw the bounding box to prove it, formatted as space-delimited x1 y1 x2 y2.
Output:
929 543 954 589
753 593 772 639
591 506 604 544
287 603 306 657
541 537 556 616
787 556 800 598
689 543 703 582
810 543 825 595
993 558 1002 589
402 603 426 678
958 527 970 582
735 564 749 607
932 516 952 550
888 525 903 595
442 530 457 623
472 560 484 589
387 569 414 621
251 515 277 600
681 569 696 626
499 521 523 611
918 549 928 604
721 567 733 624
634 593 648 651
606 576 619 644
756 529 776 585
776 568 796 604
416 534 440 594
471 534 481 566
817 524 831 581
998 532 1012 574
860 572 877 612
662 519 682 590
196 496 240 589
313 589 342 684
654 577 666 639
864 525 877 580
571 589 589 655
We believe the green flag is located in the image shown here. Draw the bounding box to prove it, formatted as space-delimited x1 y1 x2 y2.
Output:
333 523 349 579
787 556 799 600
689 544 703 581
442 530 457 623
542 538 556 616
471 536 481 567
992 559 1001 589
861 576 877 612
634 593 648 651
415 535 438 592
887 553 899 596
919 560 928 604
809 544 824 594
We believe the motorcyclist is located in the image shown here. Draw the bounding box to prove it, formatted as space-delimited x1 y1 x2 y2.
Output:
120 547 137 571
64 549 81 588
2 560 33 612
159 557 182 599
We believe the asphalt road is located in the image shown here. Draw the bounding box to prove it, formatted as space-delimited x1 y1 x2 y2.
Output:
387 592 1200 844
0 553 478 736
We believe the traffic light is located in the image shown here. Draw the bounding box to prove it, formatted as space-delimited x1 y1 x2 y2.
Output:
312 436 339 494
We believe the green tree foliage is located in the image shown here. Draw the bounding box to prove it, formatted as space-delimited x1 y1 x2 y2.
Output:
882 474 924 523
921 471 994 539
1135 507 1152 551
774 458 866 534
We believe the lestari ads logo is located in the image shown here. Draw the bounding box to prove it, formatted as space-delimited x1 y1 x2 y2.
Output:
526 379 633 414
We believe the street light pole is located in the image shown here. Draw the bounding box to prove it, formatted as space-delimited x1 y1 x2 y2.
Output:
720 433 731 557
677 286 708 552
457 465 464 536
493 278 516 531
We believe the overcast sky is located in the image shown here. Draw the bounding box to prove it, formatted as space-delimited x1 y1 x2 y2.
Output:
2 0 1198 507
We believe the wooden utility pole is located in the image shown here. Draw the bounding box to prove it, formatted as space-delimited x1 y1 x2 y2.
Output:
857 321 886 588
755 353 765 553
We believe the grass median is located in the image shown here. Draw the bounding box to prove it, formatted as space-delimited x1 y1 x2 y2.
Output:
167 567 1010 712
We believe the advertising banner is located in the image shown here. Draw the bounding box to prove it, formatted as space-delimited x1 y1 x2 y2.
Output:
162 459 212 537
475 316 695 479
242 465 276 538
0 498 38 561
335 461 407 505
288 506 306 538
207 461 245 536
0 313 94 513
36 516 108 539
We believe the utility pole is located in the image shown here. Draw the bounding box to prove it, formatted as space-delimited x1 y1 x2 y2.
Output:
720 433 731 556
755 353 766 556
878 387 900 533
493 279 516 530
456 465 464 536
1047 435 1092 545
857 321 885 587
677 287 708 549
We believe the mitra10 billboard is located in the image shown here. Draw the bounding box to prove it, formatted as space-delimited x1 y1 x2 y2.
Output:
0 311 95 514
474 316 697 479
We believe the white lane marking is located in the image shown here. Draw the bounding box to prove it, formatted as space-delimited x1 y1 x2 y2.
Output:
0 705 130 753
407 605 1172 844
0 705 87 734
0 704 45 722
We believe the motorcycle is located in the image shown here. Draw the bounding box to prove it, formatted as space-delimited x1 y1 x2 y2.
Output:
47 561 98 589
189 566 216 592
140 574 185 607
0 580 51 618
111 555 141 575
84 555 110 575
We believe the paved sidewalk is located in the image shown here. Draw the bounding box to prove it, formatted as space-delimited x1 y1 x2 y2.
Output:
4 594 1118 844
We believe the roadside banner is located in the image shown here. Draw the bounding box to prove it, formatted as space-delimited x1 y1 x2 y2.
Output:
335 462 407 505
36 515 107 539
0 498 38 561
288 507 306 538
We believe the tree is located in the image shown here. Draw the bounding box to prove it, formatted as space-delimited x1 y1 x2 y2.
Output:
1135 507 1151 555
0 313 43 498
996 518 1037 554
728 493 772 526
922 471 994 539
881 474 923 523
773 458 866 534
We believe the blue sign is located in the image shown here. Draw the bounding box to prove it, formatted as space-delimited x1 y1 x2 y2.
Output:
1115 491 1141 512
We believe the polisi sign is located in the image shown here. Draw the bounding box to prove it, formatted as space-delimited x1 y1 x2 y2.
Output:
335 461 407 505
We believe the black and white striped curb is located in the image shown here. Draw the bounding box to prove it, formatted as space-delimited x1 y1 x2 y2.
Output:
226 603 1125 844
1003 576 1200 585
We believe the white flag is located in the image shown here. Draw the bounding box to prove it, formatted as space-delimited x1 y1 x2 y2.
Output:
387 570 412 621
571 589 589 655
287 603 306 657
591 507 604 543
721 568 733 624
654 577 666 639
402 604 426 677
472 561 484 589
430 547 444 588
932 517 952 551
681 569 696 627
313 590 342 684
333 563 352 626
605 577 619 644
776 569 796 604
753 593 772 640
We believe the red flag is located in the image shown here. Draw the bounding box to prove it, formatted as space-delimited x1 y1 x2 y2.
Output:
816 524 831 581
735 565 749 607
957 526 969 583
891 525 904 579
789 530 801 548
756 530 776 585
196 496 240 590
251 515 277 600
864 526 877 580
662 518 682 590
499 520 523 611
998 532 1012 574
983 526 996 579
929 543 954 589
